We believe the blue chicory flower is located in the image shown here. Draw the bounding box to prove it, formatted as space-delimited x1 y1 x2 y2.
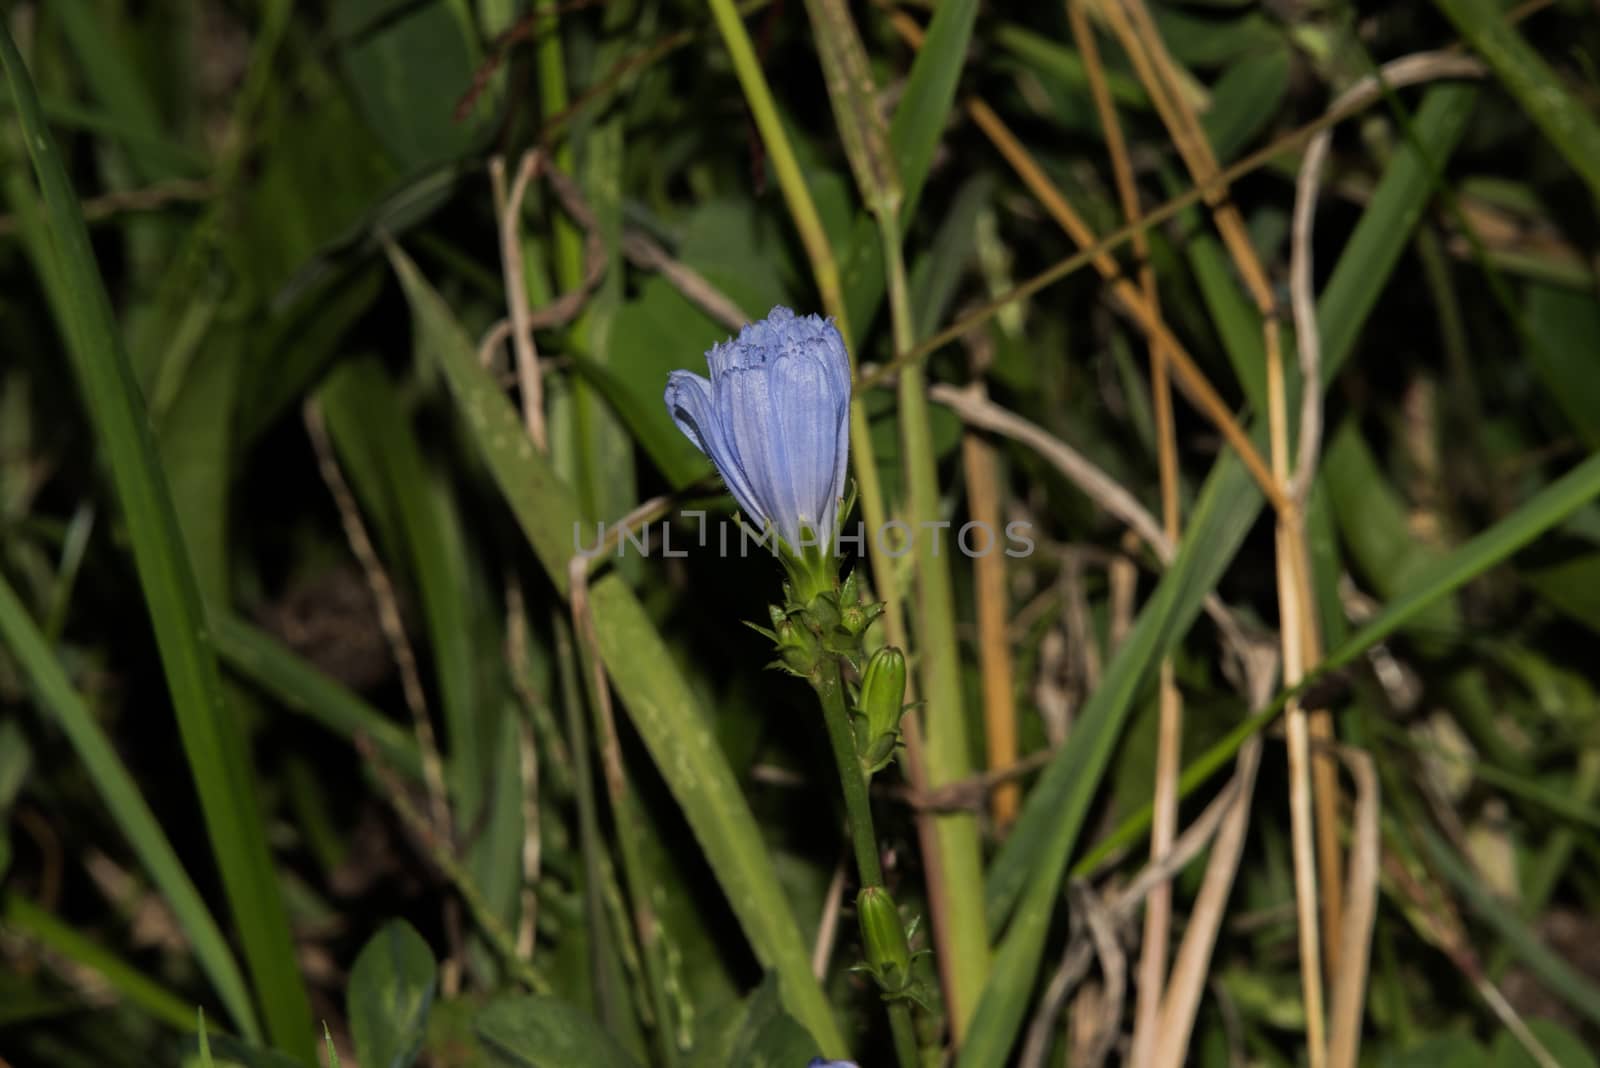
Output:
664 307 851 554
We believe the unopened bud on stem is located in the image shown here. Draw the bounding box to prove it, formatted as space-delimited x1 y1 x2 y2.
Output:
855 646 907 775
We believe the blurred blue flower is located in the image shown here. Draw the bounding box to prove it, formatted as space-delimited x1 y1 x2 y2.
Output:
806 1061 860 1068
664 307 851 553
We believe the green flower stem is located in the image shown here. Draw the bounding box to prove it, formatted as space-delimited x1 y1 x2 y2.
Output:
812 659 920 1068
814 659 885 886
887 996 922 1068
878 209 992 1037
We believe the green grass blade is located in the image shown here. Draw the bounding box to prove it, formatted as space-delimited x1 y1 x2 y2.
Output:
319 362 487 833
384 241 847 1058
1524 283 1600 450
839 0 979 333
48 0 173 182
1434 0 1600 203
1316 84 1477 373
3 893 203 1036
1323 451 1600 677
706 0 849 334
884 0 978 219
210 615 424 780
0 26 314 1061
200 1009 216 1068
1420 828 1600 1027
0 573 258 1038
1322 423 1459 637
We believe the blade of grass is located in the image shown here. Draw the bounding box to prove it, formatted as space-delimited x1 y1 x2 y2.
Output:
48 0 172 183
385 240 847 1058
209 615 425 782
705 0 849 338
1434 0 1600 202
1324 450 1600 675
3 893 198 1034
0 574 257 1039
319 363 489 859
839 0 980 334
1420 828 1600 1027
0 25 314 1060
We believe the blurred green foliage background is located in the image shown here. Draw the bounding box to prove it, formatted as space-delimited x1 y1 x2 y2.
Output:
3 0 1600 1065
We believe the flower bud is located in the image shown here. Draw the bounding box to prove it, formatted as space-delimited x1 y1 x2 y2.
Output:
770 610 824 678
856 886 912 991
856 646 907 774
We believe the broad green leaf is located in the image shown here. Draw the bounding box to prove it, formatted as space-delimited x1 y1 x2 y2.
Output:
1523 551 1600 634
1203 46 1291 162
348 920 438 1068
1524 283 1600 450
476 996 643 1068
334 0 486 171
1153 7 1280 67
687 976 819 1068
1322 422 1458 636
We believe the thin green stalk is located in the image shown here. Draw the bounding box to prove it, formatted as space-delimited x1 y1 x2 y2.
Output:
553 609 628 1031
812 661 920 1068
879 211 991 1036
358 736 551 996
535 3 583 290
814 662 885 886
572 586 680 1068
704 0 849 341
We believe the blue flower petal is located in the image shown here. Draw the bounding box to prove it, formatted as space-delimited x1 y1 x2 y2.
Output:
771 346 837 548
664 370 766 527
663 306 852 554
721 363 790 542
